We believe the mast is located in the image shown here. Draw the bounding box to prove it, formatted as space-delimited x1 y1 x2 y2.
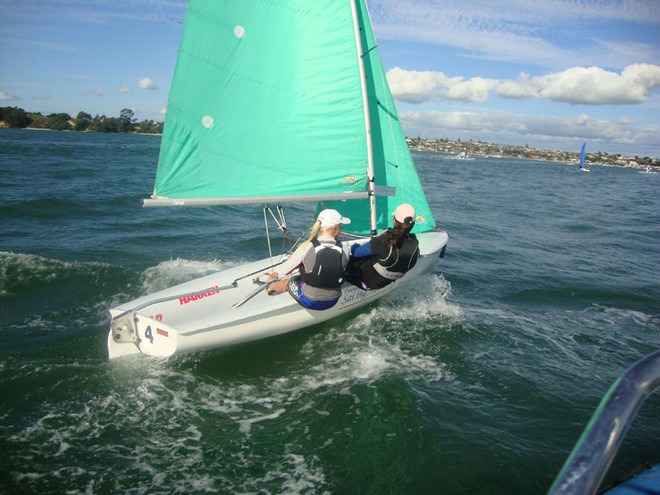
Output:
350 0 377 235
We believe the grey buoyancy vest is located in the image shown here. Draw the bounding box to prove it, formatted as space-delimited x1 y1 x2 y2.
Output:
301 238 345 289
372 235 419 281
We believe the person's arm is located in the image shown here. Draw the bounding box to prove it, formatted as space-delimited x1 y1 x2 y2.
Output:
351 242 372 258
271 244 307 277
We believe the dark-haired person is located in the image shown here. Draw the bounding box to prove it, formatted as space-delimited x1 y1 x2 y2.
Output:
346 203 419 290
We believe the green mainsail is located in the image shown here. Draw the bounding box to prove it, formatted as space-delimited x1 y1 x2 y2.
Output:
150 0 436 235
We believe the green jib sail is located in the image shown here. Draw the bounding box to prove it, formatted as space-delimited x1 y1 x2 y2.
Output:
152 0 436 235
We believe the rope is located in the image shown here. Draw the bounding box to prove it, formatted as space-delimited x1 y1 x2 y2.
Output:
264 203 294 264
263 205 273 262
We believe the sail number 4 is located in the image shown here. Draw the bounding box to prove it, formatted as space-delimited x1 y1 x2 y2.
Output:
142 324 169 343
144 325 155 344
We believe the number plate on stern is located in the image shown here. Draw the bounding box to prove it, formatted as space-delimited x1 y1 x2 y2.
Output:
134 314 178 357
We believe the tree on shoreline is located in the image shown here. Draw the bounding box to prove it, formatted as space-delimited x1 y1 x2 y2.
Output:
1 106 656 165
75 112 92 131
0 106 31 128
120 108 136 133
0 106 164 134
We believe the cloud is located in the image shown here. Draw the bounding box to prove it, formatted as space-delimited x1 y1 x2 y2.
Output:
387 67 497 103
2 1 187 26
498 64 660 104
14 40 83 54
400 110 660 156
444 77 498 103
370 0 660 69
138 77 158 90
116 85 132 94
81 88 104 97
388 64 660 106
0 91 20 101
386 68 453 103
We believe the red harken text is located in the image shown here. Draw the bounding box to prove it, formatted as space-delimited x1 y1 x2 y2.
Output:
179 286 221 305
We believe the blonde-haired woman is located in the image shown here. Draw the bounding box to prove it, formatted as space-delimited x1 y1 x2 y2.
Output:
267 209 351 310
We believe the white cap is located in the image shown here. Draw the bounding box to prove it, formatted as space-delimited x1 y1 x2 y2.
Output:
317 209 351 229
394 203 415 223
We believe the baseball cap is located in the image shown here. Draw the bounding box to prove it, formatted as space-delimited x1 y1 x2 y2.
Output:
394 203 415 223
317 209 351 228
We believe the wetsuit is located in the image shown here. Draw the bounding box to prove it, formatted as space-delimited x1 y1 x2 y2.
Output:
289 234 351 310
348 230 419 290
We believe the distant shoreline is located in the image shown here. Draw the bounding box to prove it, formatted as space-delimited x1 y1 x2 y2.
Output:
1 123 657 169
19 127 163 137
0 106 163 135
407 137 659 169
416 149 656 170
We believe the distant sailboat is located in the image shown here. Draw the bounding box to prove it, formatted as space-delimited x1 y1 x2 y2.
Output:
455 145 474 160
578 142 590 172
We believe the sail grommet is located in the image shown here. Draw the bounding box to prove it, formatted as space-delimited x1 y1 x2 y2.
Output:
201 115 214 129
234 25 245 38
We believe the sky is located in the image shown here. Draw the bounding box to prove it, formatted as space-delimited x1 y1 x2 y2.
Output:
1 0 659 158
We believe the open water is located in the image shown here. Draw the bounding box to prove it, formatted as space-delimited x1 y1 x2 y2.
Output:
1 128 658 494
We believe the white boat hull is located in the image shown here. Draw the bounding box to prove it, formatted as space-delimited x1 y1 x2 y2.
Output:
107 231 448 359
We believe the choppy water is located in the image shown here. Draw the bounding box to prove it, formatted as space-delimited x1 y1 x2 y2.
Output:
1 128 658 494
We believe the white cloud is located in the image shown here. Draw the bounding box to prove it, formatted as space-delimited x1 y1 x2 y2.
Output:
386 67 453 103
444 77 498 103
387 67 497 103
138 77 158 90
116 85 132 94
388 64 660 106
498 64 660 104
0 91 19 101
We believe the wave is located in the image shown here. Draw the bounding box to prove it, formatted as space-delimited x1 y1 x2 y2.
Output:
0 251 125 298
139 258 230 293
0 252 133 353
3 270 462 494
0 252 239 300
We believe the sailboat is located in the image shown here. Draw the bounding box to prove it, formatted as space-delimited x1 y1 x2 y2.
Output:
107 0 449 359
578 142 590 172
455 144 474 160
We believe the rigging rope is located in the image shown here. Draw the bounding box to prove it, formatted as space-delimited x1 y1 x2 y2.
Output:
263 205 273 262
263 204 292 265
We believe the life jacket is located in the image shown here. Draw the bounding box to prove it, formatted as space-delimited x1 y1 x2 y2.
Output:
372 234 419 281
300 238 345 289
